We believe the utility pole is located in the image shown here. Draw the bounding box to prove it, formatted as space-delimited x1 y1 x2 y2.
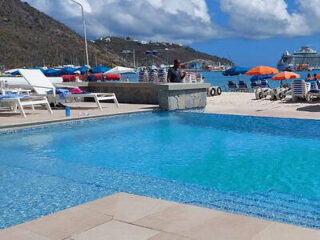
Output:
165 48 169 66
133 49 136 68
70 0 90 67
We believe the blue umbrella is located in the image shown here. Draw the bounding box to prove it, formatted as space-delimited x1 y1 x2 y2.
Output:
33 67 46 73
90 65 110 73
60 67 76 75
223 67 250 76
10 70 20 76
44 68 60 77
74 66 87 75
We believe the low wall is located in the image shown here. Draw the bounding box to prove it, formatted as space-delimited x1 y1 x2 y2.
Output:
87 82 158 104
156 83 210 110
61 82 210 110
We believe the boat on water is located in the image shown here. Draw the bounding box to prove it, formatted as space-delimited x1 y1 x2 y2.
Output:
277 46 320 71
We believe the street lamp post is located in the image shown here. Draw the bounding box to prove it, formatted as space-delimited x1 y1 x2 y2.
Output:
122 50 136 68
165 48 169 66
70 0 90 67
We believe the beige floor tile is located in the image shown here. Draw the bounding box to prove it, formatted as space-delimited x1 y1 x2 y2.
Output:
81 193 176 223
181 212 271 240
0 227 50 240
148 232 193 240
0 102 157 129
134 204 222 234
252 222 320 240
69 220 159 240
18 206 112 240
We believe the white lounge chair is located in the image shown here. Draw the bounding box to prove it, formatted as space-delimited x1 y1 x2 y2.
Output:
19 69 119 110
0 94 52 118
291 80 311 102
306 81 320 102
254 87 270 99
270 87 292 100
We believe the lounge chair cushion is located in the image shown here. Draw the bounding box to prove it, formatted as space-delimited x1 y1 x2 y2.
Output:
0 94 30 100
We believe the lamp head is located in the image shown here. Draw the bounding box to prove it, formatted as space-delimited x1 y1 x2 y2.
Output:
70 0 92 13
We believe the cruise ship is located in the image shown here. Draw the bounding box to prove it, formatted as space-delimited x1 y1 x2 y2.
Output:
277 46 320 71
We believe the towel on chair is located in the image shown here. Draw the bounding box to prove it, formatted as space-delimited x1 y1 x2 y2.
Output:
47 89 71 100
70 88 90 94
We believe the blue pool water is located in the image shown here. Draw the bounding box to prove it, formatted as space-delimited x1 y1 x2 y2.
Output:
1 112 320 229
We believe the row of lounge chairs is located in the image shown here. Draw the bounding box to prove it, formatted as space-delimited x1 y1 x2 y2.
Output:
255 80 320 102
254 86 291 100
228 81 250 92
228 80 269 92
0 69 119 118
228 80 295 101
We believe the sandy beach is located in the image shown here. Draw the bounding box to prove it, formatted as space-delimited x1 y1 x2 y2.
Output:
206 92 320 120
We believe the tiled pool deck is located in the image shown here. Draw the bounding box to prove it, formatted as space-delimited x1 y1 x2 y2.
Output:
1 193 319 240
0 102 158 130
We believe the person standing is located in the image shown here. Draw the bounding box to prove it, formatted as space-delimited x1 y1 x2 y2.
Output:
87 69 97 82
167 59 186 83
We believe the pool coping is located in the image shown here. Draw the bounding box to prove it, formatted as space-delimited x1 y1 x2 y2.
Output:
2 109 320 133
1 193 319 240
0 108 160 132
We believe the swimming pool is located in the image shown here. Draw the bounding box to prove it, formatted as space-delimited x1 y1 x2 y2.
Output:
1 112 320 229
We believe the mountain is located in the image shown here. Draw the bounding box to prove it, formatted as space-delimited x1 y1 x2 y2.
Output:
1 0 233 70
0 0 123 69
94 37 233 68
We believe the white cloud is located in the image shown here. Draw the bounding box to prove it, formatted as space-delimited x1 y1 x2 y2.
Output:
23 0 320 41
219 0 311 38
298 0 320 33
24 0 224 43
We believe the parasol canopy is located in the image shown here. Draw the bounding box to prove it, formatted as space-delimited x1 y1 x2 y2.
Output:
271 71 300 80
105 66 135 75
246 66 279 76
223 67 249 76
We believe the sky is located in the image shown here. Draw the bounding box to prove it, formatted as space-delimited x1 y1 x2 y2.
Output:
23 0 320 67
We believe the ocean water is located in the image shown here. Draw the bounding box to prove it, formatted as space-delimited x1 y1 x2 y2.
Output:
1 112 320 229
123 71 317 91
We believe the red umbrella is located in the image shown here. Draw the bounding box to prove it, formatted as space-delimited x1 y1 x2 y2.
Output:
105 74 121 81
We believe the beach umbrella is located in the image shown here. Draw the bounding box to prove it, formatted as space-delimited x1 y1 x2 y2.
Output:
315 74 320 79
223 67 249 76
271 71 300 87
44 68 60 77
74 66 87 75
91 65 110 74
105 66 135 75
5 68 20 74
246 66 279 76
60 67 76 75
33 67 46 73
105 74 121 81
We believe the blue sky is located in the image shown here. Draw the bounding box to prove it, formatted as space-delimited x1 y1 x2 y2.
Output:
25 0 320 67
192 0 320 67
